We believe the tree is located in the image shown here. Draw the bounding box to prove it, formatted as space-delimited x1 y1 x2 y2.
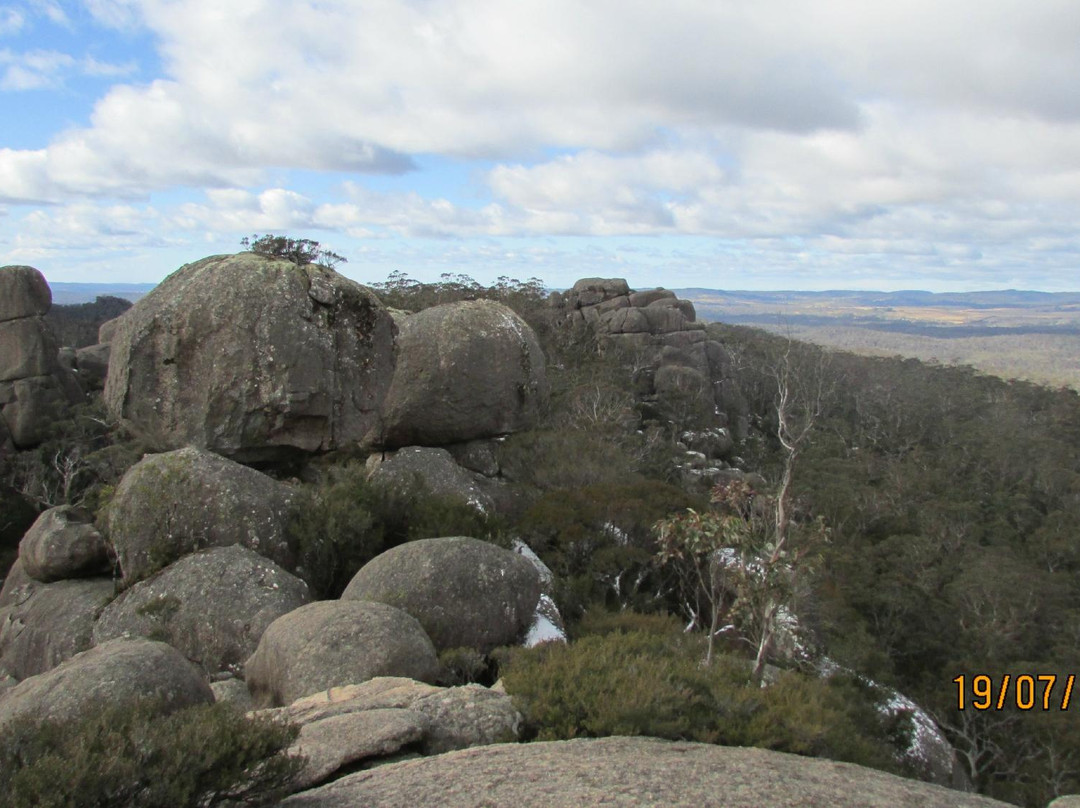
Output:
240 234 346 268
656 480 825 677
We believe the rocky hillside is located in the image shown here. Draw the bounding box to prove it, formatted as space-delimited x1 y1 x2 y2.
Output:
0 254 1075 807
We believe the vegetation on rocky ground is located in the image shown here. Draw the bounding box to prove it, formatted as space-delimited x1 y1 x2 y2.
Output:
0 699 301 807
4 267 1080 805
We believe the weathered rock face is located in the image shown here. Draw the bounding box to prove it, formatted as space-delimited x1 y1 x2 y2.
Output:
0 638 213 730
0 577 114 680
277 737 1010 808
105 447 297 586
0 265 83 449
18 506 111 582
245 600 440 707
366 446 494 513
380 300 548 448
104 253 396 463
342 537 542 653
93 545 310 676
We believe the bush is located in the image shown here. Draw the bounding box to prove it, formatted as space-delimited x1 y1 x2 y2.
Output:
0 699 301 807
287 461 506 598
496 625 901 775
241 234 345 269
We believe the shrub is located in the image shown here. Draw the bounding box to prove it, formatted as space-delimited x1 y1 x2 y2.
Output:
0 699 301 807
241 234 346 269
496 625 901 775
287 461 506 598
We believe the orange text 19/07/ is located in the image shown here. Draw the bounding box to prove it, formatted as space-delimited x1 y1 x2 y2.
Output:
953 674 1075 711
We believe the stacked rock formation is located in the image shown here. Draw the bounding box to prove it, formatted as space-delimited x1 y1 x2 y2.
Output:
0 266 83 449
550 278 748 464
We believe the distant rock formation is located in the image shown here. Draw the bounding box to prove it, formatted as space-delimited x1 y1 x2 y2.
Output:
104 253 397 463
0 265 84 449
551 277 749 483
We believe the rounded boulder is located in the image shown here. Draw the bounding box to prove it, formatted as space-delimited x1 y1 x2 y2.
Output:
104 252 396 463
105 447 297 586
0 265 51 322
342 537 542 653
19 506 111 582
0 638 213 731
245 600 440 708
93 545 310 676
380 300 547 447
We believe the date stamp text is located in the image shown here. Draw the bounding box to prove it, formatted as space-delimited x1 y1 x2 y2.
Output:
954 674 1075 711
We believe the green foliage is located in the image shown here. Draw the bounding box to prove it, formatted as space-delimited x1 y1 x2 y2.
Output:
497 626 899 774
711 321 1080 804
517 480 700 617
45 295 133 349
287 460 504 598
0 699 301 807
2 401 143 522
241 234 346 269
437 646 492 686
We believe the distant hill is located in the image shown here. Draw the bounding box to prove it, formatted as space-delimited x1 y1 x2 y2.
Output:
675 288 1080 389
49 283 156 305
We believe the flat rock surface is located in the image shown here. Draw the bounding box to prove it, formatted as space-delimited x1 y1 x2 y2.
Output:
279 737 1010 808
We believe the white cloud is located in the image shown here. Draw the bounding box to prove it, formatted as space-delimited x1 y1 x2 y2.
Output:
0 48 75 90
2 0 1080 290
0 6 24 35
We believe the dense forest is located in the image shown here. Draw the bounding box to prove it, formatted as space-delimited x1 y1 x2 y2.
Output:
3 268 1079 806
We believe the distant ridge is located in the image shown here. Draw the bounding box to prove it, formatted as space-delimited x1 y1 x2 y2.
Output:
48 283 157 305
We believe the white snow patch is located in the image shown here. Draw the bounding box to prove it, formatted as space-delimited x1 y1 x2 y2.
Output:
524 594 567 647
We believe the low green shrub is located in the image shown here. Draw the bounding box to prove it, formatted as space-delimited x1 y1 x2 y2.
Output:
287 461 506 598
496 625 901 775
0 699 301 807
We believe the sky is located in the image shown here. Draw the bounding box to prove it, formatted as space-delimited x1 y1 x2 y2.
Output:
1 1 1080 292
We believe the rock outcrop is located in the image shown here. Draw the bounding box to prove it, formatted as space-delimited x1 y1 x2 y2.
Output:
105 447 297 586
245 601 440 708
18 506 111 582
380 299 548 447
278 736 1009 808
104 253 396 463
0 638 213 730
256 677 521 791
342 537 542 653
0 265 83 449
93 545 310 676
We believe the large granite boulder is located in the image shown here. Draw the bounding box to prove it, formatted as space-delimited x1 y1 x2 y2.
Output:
278 737 1008 808
105 447 297 586
93 545 310 676
104 252 396 463
0 577 114 679
380 300 547 447
0 638 213 730
342 537 542 653
245 600 440 707
0 265 83 448
18 506 111 582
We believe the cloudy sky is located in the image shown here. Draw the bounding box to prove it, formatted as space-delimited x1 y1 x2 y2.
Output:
2 0 1079 291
